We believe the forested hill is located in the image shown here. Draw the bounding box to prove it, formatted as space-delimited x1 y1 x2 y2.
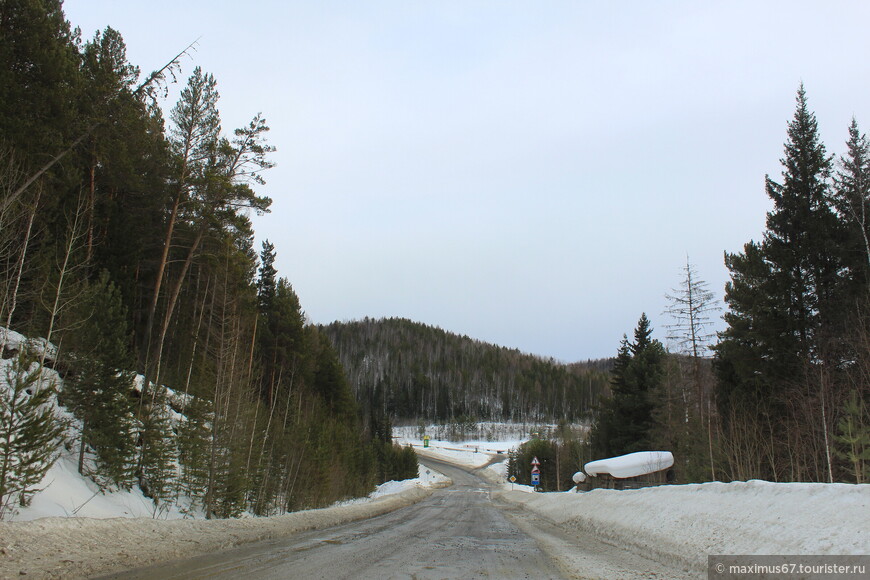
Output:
0 4 416 517
320 317 612 422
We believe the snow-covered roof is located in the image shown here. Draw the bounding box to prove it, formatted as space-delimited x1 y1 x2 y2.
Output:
584 451 674 479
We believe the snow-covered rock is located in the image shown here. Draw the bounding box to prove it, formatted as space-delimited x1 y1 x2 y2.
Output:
0 326 59 364
0 326 27 356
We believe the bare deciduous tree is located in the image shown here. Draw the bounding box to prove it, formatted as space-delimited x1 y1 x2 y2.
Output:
664 257 720 479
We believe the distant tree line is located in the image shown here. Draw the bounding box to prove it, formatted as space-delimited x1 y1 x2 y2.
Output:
320 317 612 424
0 1 414 518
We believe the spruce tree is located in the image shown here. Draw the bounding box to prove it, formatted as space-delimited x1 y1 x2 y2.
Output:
762 84 843 363
590 314 664 458
663 259 720 479
0 355 65 518
833 118 870 287
715 86 848 481
590 336 630 458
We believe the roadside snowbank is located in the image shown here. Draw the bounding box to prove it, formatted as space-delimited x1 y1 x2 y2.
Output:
8 452 197 522
409 436 869 572
0 474 452 579
499 480 870 573
334 463 450 506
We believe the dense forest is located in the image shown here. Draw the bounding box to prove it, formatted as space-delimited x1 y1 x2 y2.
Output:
587 87 870 485
0 0 416 518
320 317 612 423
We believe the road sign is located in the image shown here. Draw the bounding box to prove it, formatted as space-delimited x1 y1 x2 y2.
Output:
531 466 540 474
423 435 430 448
531 472 540 486
531 457 540 467
509 475 516 483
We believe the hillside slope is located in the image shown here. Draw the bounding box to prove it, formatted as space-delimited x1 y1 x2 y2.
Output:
320 317 611 422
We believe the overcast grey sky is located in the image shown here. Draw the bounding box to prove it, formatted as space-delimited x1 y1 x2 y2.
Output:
65 1 870 361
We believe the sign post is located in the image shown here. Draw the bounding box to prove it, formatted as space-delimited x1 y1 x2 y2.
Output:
423 435 430 448
531 457 541 490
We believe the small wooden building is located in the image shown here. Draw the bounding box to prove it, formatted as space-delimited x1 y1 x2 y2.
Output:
583 451 675 490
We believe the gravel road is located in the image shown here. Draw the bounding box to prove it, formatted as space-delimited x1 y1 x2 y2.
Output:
98 457 565 579
94 456 695 580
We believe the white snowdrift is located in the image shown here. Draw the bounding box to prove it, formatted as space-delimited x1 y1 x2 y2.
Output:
501 479 870 573
584 451 674 478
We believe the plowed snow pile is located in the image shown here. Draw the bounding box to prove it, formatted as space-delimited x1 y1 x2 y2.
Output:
408 434 870 573
501 479 870 572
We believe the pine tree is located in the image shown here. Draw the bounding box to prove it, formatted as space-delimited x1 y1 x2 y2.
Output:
0 0 81 172
142 66 221 382
0 355 65 518
63 270 137 489
137 385 177 512
257 240 277 314
176 393 212 511
834 390 869 484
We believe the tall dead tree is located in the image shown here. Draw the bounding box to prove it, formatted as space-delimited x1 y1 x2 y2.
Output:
664 257 720 479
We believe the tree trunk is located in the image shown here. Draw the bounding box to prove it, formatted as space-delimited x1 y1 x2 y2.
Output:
152 223 206 386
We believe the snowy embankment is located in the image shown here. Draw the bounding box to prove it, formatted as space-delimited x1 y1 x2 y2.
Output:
502 481 870 572
0 465 451 579
404 434 870 574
